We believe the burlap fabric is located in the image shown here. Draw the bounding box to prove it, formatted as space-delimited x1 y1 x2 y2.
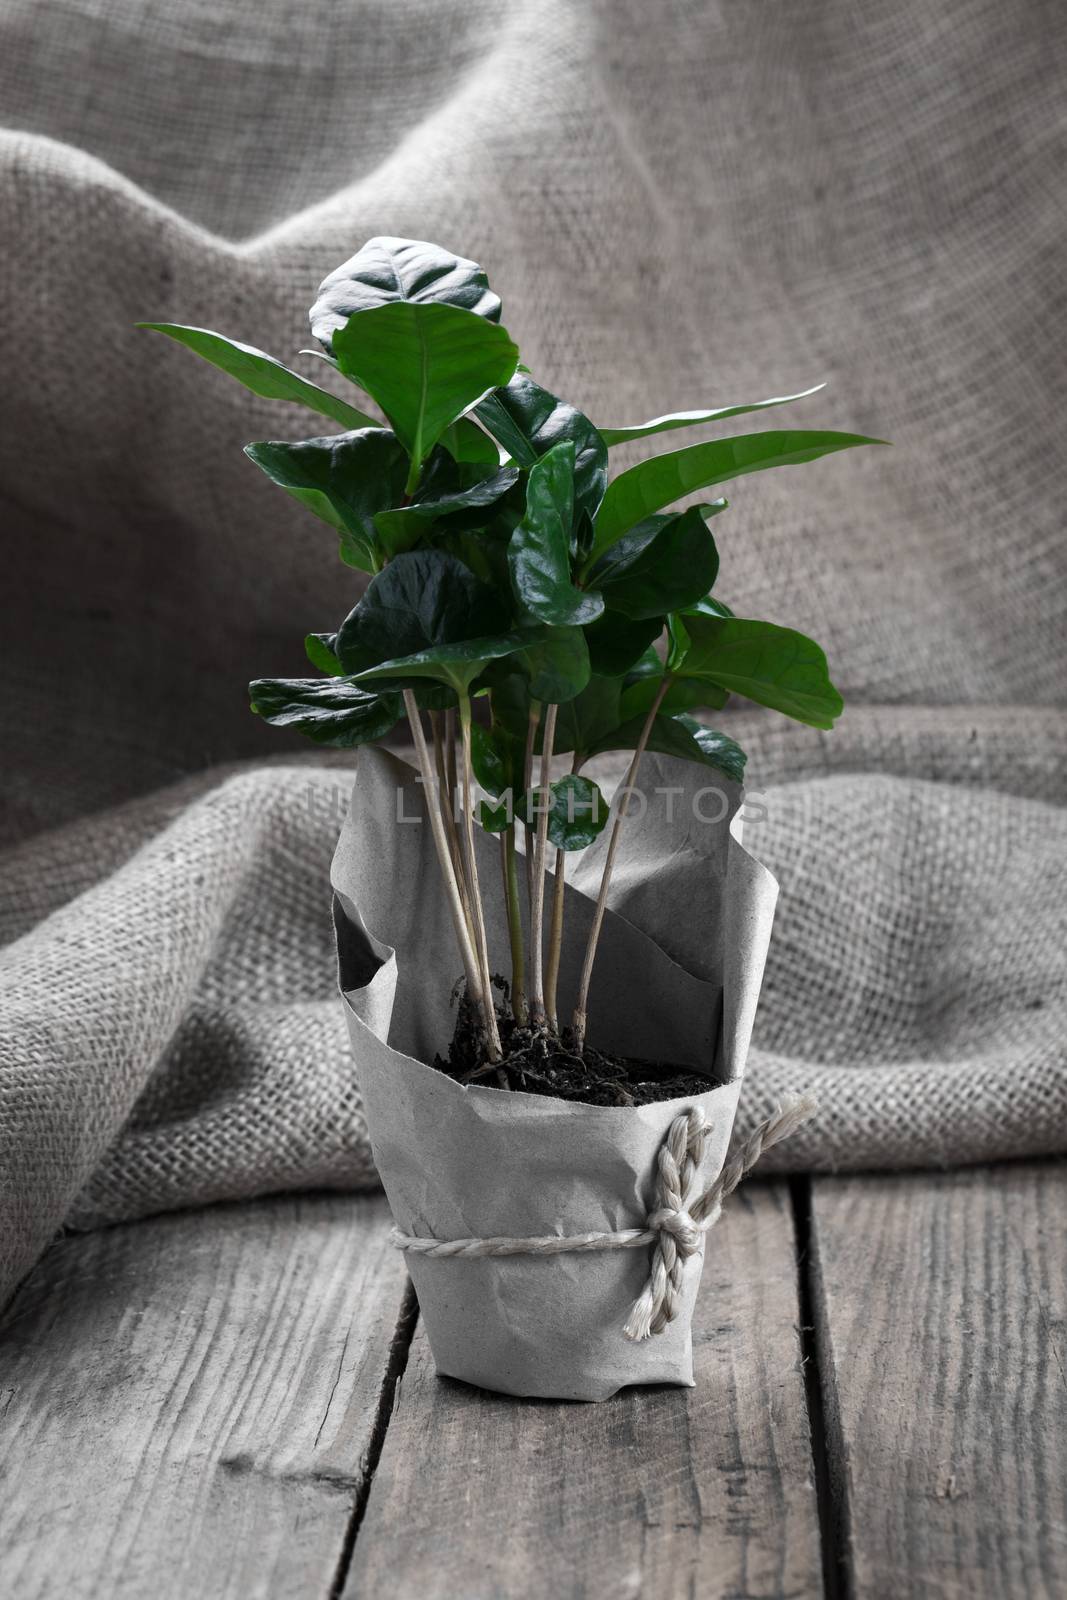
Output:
1 0 1065 1305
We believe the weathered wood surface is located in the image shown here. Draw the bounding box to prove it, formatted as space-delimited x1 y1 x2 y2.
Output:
3 1165 1064 1599
808 1160 1067 1600
345 1182 822 1600
0 1193 409 1600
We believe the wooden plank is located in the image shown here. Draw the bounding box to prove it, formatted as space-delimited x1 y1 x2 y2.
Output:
343 1182 822 1600
0 1194 410 1600
809 1161 1067 1599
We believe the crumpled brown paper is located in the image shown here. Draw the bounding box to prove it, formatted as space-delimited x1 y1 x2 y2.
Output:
331 747 778 1400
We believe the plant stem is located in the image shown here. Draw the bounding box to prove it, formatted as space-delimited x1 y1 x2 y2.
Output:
522 700 542 910
402 690 486 1022
571 678 670 1052
458 693 503 1061
528 701 558 1029
431 709 468 899
502 824 528 1025
444 707 458 821
544 753 583 1032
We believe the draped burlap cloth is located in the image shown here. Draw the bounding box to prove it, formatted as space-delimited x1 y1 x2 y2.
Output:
1 0 1065 1306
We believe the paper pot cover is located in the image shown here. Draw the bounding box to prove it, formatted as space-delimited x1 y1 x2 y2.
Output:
331 748 778 1401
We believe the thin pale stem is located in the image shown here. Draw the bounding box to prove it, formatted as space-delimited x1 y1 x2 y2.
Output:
544 753 583 1032
431 709 469 907
444 708 458 822
528 701 558 1029
572 679 670 1052
403 691 485 1015
459 695 503 1062
522 700 541 910
502 824 527 1025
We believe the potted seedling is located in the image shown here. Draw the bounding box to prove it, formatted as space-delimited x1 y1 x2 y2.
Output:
141 238 882 1400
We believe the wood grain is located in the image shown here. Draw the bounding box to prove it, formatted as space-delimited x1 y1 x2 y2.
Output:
809 1161 1067 1599
343 1182 821 1600
0 1194 408 1600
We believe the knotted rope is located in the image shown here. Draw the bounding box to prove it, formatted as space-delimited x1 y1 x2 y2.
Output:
390 1095 816 1340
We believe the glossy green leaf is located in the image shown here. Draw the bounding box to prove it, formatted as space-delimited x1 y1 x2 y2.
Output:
446 528 511 591
672 716 748 782
245 429 409 570
354 633 530 694
589 503 724 620
551 675 622 759
310 236 502 350
332 302 519 479
593 429 887 556
506 625 591 704
477 796 514 833
585 710 746 781
676 615 844 729
518 774 608 850
336 549 504 676
684 595 735 621
618 672 726 719
137 323 376 431
476 375 608 521
471 723 522 797
584 611 663 675
596 383 824 446
440 416 503 465
665 612 690 671
374 463 520 557
248 676 401 747
304 632 343 676
508 443 604 627
624 645 664 682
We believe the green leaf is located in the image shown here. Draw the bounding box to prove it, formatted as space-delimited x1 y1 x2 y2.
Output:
518 774 608 850
471 723 522 797
672 716 748 782
676 615 844 729
585 710 746 781
593 429 887 556
476 375 608 521
477 796 514 833
618 672 726 719
440 416 503 465
304 632 343 676
596 383 824 446
508 443 604 627
353 633 530 694
542 672 741 777
374 463 520 557
506 625 591 703
332 302 519 478
137 324 376 431
336 549 504 676
684 595 735 621
589 503 724 620
244 429 409 570
551 675 622 760
310 236 502 349
446 528 511 591
584 611 663 675
248 677 401 747
624 645 664 683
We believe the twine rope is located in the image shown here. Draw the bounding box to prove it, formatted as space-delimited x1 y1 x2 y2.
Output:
390 1095 817 1341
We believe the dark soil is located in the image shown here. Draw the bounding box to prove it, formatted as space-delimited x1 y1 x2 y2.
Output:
433 994 713 1107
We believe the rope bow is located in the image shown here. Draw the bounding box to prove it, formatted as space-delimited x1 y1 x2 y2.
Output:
391 1096 816 1340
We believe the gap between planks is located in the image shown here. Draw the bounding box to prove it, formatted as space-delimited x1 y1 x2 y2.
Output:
0 1193 409 1600
804 1159 1067 1600
340 1181 823 1600
11 1162 1056 1598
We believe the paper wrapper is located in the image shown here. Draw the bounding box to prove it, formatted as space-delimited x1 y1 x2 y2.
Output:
331 748 778 1401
